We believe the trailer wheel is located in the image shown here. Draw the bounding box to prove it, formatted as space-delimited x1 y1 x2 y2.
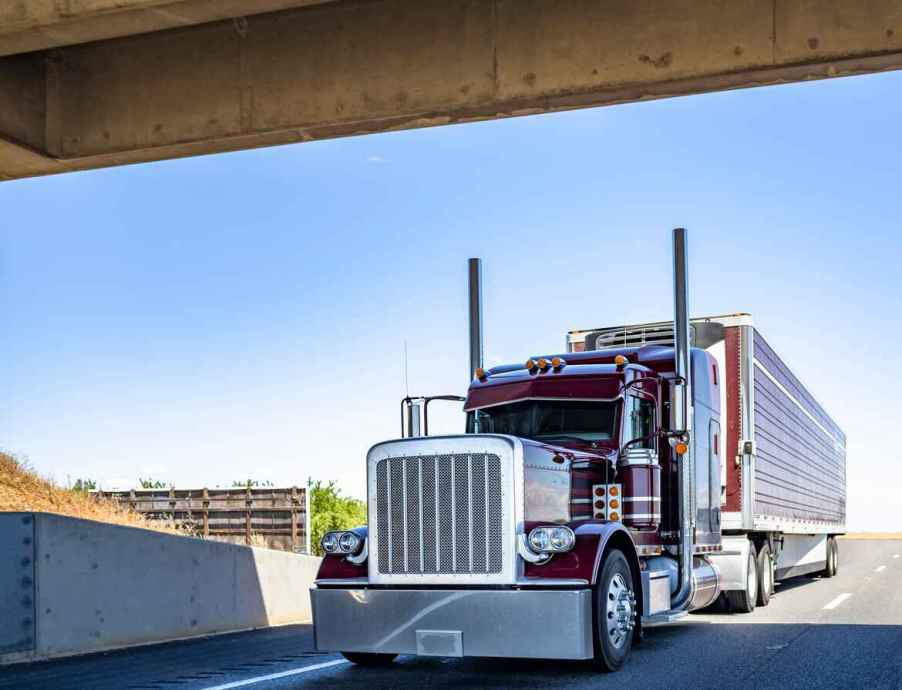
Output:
592 548 636 672
822 537 838 578
726 542 758 613
340 652 398 666
756 543 773 607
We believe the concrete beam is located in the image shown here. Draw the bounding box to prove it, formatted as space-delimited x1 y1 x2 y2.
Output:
2 0 902 181
0 0 338 56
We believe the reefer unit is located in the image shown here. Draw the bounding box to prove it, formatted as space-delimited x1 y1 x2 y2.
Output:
567 313 846 535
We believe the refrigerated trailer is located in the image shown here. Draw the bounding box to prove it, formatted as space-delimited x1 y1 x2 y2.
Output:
310 229 847 671
568 314 846 609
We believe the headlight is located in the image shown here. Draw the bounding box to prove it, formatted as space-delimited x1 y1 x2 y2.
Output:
321 532 340 553
528 525 575 554
338 531 362 554
321 530 364 555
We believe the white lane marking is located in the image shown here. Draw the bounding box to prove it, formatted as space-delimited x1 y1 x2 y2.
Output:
875 565 887 573
199 659 349 690
823 593 852 610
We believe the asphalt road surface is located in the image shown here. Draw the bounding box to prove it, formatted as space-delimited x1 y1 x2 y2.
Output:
3 539 900 690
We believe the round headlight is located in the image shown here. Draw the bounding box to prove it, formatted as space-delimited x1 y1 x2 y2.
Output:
527 525 575 554
338 531 361 554
528 528 551 553
550 526 575 551
321 532 339 553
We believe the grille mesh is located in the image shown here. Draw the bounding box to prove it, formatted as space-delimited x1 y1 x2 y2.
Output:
376 453 503 575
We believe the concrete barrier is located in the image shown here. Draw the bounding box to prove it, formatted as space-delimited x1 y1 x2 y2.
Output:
0 512 321 665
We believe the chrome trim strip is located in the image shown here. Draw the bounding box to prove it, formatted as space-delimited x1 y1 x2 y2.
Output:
484 453 491 573
402 457 409 573
515 578 590 587
313 577 369 586
386 461 393 573
434 455 441 572
418 458 424 573
517 534 550 564
450 455 458 573
467 454 474 573
625 513 662 520
622 497 661 502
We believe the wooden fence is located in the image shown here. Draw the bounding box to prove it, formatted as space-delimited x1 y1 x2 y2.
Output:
100 487 309 553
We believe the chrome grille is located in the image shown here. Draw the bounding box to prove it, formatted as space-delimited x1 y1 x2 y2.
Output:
375 453 503 575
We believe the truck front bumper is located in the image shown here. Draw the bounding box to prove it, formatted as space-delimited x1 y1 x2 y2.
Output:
311 586 594 660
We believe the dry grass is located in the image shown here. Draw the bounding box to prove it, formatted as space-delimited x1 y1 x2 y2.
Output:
0 451 181 534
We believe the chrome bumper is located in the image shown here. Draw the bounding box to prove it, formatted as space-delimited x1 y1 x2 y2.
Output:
311 586 594 660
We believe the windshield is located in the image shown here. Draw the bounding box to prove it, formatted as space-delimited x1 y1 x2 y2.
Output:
466 399 619 442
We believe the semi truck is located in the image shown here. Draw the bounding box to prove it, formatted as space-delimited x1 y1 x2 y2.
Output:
310 228 846 672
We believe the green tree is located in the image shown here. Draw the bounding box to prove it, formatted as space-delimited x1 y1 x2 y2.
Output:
138 478 169 489
71 478 97 492
309 479 366 556
232 479 274 488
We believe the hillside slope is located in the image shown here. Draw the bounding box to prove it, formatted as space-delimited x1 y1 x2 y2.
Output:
0 451 177 532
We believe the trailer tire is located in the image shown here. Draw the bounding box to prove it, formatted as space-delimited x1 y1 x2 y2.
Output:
726 543 758 613
822 537 838 578
592 548 636 673
756 543 773 607
340 652 398 666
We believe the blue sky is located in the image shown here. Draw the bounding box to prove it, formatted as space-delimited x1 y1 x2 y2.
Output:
2 71 900 530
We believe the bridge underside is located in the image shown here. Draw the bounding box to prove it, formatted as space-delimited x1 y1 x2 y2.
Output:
2 0 902 180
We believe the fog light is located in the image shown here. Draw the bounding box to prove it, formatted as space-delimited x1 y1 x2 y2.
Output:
527 525 575 554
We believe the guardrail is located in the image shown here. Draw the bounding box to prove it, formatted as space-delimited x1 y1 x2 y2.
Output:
0 512 320 665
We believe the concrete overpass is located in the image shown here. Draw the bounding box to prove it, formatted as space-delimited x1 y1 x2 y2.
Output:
2 0 901 181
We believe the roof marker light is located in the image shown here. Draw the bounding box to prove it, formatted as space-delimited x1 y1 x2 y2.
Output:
551 356 566 370
525 358 538 373
614 354 628 367
475 367 488 381
537 357 550 371
675 442 689 456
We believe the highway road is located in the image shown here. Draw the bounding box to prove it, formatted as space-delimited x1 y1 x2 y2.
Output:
3 539 900 690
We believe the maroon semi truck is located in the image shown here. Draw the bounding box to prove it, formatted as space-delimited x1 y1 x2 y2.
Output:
310 229 846 671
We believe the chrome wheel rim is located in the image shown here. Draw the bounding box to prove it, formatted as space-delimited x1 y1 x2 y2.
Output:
606 572 635 649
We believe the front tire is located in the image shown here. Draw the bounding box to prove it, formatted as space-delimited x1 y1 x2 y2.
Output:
727 542 758 613
340 652 397 666
592 548 636 673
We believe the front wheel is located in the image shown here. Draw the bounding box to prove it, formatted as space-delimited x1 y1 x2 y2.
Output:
592 548 637 672
340 652 397 666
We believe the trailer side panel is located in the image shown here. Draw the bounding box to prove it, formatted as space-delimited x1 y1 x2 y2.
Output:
751 330 846 530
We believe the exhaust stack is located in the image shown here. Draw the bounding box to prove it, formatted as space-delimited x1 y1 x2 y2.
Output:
670 227 695 612
468 258 484 380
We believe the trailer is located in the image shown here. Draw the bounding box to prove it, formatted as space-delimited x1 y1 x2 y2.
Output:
567 315 846 610
310 229 847 671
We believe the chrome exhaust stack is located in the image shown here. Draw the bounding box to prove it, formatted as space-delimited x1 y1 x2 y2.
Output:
669 227 695 612
468 257 484 380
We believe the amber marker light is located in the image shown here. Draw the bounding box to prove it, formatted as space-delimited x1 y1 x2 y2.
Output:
551 356 566 370
609 498 620 509
614 354 628 368
609 512 620 521
525 358 537 372
537 357 550 371
675 442 689 455
475 367 488 381
609 486 619 496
